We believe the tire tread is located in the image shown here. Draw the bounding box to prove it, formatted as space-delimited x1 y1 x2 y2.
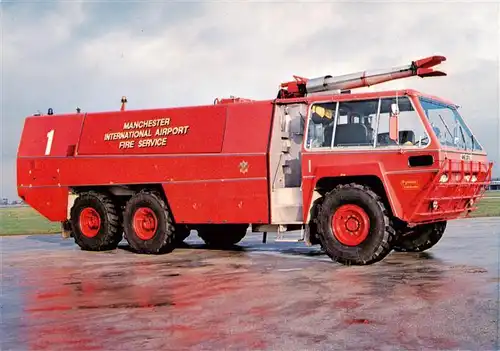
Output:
123 189 176 254
316 182 395 265
70 191 123 251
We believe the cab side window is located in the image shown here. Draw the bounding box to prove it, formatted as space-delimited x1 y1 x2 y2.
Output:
375 97 430 148
333 99 379 147
305 96 430 150
306 102 337 149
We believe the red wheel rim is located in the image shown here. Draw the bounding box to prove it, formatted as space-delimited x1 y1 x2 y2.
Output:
79 207 101 238
133 207 158 240
332 204 370 246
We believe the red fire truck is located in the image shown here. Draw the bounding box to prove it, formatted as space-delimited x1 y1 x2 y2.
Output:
16 55 493 265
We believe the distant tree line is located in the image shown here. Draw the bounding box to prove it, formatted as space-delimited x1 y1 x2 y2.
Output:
1 198 25 206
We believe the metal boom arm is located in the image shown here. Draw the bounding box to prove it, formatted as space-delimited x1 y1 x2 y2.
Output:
278 55 447 98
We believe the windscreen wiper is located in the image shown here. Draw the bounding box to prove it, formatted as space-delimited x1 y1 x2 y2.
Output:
438 114 454 144
458 125 467 149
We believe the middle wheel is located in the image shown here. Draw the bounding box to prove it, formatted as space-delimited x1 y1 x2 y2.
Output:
123 191 176 254
197 224 248 248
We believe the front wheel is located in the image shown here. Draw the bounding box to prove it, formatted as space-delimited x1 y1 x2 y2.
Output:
393 221 447 252
316 183 396 265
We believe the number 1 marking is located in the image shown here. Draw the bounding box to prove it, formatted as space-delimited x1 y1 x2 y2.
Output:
45 129 55 155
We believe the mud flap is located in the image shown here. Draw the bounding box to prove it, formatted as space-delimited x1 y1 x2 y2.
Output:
61 220 73 239
62 193 77 238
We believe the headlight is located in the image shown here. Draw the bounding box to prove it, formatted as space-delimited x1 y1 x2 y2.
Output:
471 175 477 183
439 174 449 183
464 175 471 182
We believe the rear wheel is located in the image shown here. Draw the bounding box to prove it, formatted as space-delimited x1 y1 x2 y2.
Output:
393 221 447 252
316 183 395 265
123 190 176 254
70 191 123 251
197 224 248 248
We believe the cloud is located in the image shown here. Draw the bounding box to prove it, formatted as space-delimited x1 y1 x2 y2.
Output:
2 1 499 199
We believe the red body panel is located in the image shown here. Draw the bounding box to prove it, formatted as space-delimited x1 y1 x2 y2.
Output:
301 149 440 222
221 102 274 153
17 101 275 223
17 114 85 221
17 87 492 228
406 152 492 224
17 114 84 157
77 105 227 155
17 187 70 221
162 177 268 224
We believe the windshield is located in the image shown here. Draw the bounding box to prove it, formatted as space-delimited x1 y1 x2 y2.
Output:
418 97 483 151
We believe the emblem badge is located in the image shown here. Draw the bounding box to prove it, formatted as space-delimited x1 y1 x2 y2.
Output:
239 161 249 174
400 180 419 190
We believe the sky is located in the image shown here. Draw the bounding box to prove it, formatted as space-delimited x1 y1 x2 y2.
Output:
1 0 499 200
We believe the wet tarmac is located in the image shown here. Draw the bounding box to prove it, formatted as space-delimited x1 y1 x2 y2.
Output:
1 217 499 351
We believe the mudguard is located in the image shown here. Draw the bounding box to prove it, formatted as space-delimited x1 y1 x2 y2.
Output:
303 162 404 223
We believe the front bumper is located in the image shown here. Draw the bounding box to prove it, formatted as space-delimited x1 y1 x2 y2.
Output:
406 159 493 225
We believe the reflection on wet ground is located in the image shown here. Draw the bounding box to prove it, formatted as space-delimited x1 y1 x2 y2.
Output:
1 217 499 350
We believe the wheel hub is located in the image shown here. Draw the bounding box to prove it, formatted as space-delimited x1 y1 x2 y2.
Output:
332 204 370 246
133 207 158 240
79 207 101 238
345 217 360 232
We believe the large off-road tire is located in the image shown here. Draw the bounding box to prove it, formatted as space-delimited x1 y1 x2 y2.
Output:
70 191 123 251
307 197 324 246
197 224 248 248
123 190 176 254
316 183 396 265
393 221 447 252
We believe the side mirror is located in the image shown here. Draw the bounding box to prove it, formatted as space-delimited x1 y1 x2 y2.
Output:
389 103 399 142
391 103 399 115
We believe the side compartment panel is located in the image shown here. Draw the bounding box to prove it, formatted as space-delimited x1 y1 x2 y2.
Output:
222 101 275 153
77 105 227 155
163 177 269 224
17 154 270 224
17 115 84 157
